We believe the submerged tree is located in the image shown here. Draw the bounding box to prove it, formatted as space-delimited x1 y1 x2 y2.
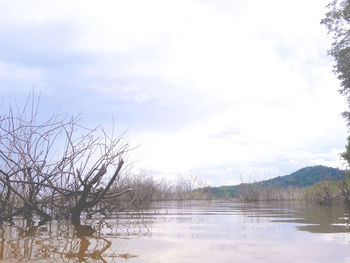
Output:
322 0 350 165
0 94 130 224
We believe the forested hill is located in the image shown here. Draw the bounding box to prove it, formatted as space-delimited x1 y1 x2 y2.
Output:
203 165 348 198
259 165 347 188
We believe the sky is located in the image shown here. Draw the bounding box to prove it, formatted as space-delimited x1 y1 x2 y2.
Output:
0 0 348 186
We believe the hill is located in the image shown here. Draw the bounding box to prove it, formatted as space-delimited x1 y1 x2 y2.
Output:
202 165 348 198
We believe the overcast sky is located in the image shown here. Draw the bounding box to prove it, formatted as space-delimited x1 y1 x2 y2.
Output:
0 0 347 186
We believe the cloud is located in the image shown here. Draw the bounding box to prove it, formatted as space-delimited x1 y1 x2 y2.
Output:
0 61 44 83
0 0 347 185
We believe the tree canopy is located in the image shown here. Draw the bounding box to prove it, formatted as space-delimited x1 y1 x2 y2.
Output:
322 0 350 165
322 0 350 101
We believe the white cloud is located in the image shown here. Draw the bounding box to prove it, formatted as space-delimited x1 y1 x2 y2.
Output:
0 61 44 82
0 0 347 185
130 88 347 185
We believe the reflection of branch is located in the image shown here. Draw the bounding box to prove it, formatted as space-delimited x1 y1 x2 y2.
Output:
66 235 112 263
2 223 115 263
0 225 4 260
77 236 90 262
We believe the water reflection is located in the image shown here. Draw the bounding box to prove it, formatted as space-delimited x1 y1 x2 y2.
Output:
251 202 350 233
0 201 349 263
0 216 148 262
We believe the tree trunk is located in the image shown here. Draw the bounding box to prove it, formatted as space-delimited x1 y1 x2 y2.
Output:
71 209 82 225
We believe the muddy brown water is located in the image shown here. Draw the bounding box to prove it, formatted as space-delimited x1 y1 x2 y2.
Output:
0 200 350 263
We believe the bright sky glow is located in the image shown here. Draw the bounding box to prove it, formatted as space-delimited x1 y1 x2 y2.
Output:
0 0 347 186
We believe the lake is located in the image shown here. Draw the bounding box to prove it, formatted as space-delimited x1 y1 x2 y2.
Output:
1 200 350 262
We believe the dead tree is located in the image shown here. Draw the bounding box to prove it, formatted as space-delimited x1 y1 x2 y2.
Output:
0 94 130 224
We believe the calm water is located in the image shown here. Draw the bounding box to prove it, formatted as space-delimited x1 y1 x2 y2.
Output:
1 201 350 263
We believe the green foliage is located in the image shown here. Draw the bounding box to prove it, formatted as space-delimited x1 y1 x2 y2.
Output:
339 174 350 205
205 166 347 198
321 0 350 98
322 0 350 165
260 165 347 188
305 180 341 205
340 136 350 165
206 185 239 199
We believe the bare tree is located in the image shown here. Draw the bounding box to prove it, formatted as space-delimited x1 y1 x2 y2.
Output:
0 94 130 224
